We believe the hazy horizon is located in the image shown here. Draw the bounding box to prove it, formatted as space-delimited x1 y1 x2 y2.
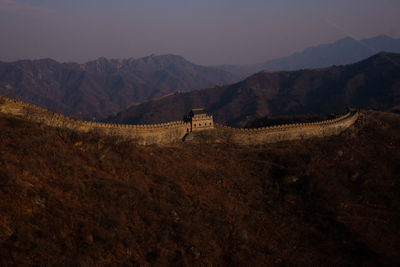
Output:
1 0 400 65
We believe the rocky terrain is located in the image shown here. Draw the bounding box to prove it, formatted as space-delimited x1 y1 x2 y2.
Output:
0 109 399 265
0 55 239 120
107 52 400 127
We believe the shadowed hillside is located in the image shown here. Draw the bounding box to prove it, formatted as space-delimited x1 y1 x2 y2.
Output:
0 55 239 120
0 110 399 265
107 52 400 127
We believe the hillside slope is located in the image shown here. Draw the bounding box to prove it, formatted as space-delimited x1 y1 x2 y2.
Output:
0 55 239 120
0 110 399 265
107 52 400 127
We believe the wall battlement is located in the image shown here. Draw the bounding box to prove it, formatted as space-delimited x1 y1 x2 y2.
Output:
215 111 358 145
0 96 359 145
215 112 353 133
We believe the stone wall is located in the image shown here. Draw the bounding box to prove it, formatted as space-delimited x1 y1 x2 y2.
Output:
192 114 214 132
0 95 359 145
0 96 190 145
215 111 359 145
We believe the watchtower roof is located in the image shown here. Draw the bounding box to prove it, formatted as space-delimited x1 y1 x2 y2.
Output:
190 108 206 115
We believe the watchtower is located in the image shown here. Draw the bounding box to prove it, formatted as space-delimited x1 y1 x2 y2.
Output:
188 108 214 132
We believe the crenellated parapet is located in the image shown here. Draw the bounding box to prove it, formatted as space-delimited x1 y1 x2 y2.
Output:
215 111 358 145
0 96 191 145
188 108 214 131
215 112 355 134
0 95 359 145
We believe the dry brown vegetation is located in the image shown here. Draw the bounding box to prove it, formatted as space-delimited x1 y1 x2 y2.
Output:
0 110 399 266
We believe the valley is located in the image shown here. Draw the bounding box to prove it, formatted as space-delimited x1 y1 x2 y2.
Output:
108 52 400 127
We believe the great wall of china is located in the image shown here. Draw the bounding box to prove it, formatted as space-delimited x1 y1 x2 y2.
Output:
0 95 359 145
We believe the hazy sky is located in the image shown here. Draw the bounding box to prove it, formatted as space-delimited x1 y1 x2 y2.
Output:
1 0 399 65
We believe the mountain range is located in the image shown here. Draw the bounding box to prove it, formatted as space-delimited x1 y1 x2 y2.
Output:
217 35 400 77
0 55 239 120
1 35 400 123
107 52 400 127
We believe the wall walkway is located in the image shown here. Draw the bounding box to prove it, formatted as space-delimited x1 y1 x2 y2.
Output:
215 111 358 145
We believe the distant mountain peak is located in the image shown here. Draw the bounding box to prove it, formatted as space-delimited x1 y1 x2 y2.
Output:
217 34 400 76
142 54 185 60
14 58 60 65
335 36 356 43
366 34 393 41
375 51 397 57
363 51 400 66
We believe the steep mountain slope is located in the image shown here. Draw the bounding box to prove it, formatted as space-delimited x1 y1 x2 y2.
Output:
1 109 400 265
218 35 400 77
0 55 239 120
107 52 400 127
